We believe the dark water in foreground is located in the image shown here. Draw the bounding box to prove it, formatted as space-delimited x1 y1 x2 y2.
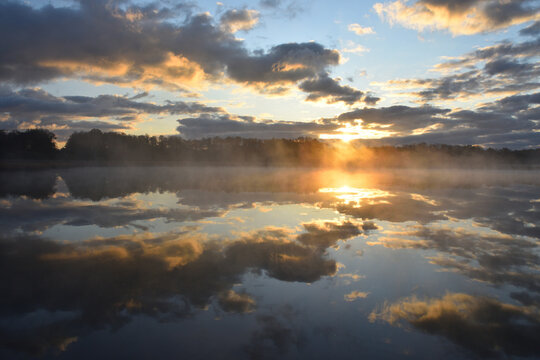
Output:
1 167 540 360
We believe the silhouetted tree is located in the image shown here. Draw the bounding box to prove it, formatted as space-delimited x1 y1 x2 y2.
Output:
2 128 539 167
0 129 57 160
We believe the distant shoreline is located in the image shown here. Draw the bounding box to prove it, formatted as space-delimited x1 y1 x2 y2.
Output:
2 159 540 171
2 129 539 170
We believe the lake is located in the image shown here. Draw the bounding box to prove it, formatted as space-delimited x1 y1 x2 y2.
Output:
1 167 539 359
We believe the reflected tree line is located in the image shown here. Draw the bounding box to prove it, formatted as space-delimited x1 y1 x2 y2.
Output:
1 129 539 167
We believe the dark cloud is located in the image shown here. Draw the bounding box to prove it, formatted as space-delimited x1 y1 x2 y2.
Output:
336 194 446 223
369 293 540 357
0 1 353 99
297 220 362 248
338 105 448 132
217 290 256 313
334 91 540 148
260 0 283 8
361 127 540 149
245 308 305 359
299 74 378 105
225 42 339 85
418 0 478 13
0 88 222 117
481 0 538 27
0 194 223 233
258 0 307 19
520 20 540 36
386 38 540 102
0 87 224 138
176 113 340 139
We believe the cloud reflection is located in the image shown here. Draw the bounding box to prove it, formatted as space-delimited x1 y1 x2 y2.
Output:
369 293 540 357
0 218 360 355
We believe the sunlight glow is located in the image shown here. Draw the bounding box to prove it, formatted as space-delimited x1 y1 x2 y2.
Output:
319 121 394 142
319 186 393 206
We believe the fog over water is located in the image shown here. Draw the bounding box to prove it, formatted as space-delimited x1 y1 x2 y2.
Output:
1 167 539 359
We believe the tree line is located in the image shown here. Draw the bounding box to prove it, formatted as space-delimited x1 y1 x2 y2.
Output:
1 128 539 168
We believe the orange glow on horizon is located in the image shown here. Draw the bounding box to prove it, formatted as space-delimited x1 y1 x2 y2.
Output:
319 121 394 142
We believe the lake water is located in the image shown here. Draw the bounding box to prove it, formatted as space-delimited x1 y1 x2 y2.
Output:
1 167 539 359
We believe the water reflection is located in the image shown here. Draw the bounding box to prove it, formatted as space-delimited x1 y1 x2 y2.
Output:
369 293 540 357
0 167 539 359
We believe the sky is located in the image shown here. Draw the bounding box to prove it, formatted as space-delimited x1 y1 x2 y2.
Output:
0 0 539 148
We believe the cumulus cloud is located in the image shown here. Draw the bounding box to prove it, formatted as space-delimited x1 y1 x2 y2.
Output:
348 23 376 35
299 74 379 105
297 220 362 248
0 1 360 100
369 293 540 357
344 290 370 301
374 0 540 35
342 42 370 54
220 9 260 33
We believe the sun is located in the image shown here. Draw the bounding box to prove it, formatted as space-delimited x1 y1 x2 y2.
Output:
319 121 393 142
319 185 393 206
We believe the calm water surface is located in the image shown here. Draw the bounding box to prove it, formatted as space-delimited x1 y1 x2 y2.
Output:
1 167 539 359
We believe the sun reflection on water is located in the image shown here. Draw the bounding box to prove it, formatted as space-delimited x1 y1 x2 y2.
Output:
319 186 393 206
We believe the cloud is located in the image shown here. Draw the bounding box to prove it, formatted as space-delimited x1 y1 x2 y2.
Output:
348 23 376 35
220 9 260 33
374 0 540 35
380 37 540 103
333 91 540 148
217 290 256 313
245 307 305 359
260 0 283 7
225 42 340 86
337 105 448 132
0 87 224 139
176 113 341 139
344 290 370 301
368 218 540 293
0 1 353 99
335 192 446 223
299 74 378 105
0 193 224 233
258 0 307 19
0 223 338 354
297 220 362 248
520 20 540 36
342 42 370 54
369 293 540 357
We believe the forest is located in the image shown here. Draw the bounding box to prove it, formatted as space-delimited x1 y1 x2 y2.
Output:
1 128 539 168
